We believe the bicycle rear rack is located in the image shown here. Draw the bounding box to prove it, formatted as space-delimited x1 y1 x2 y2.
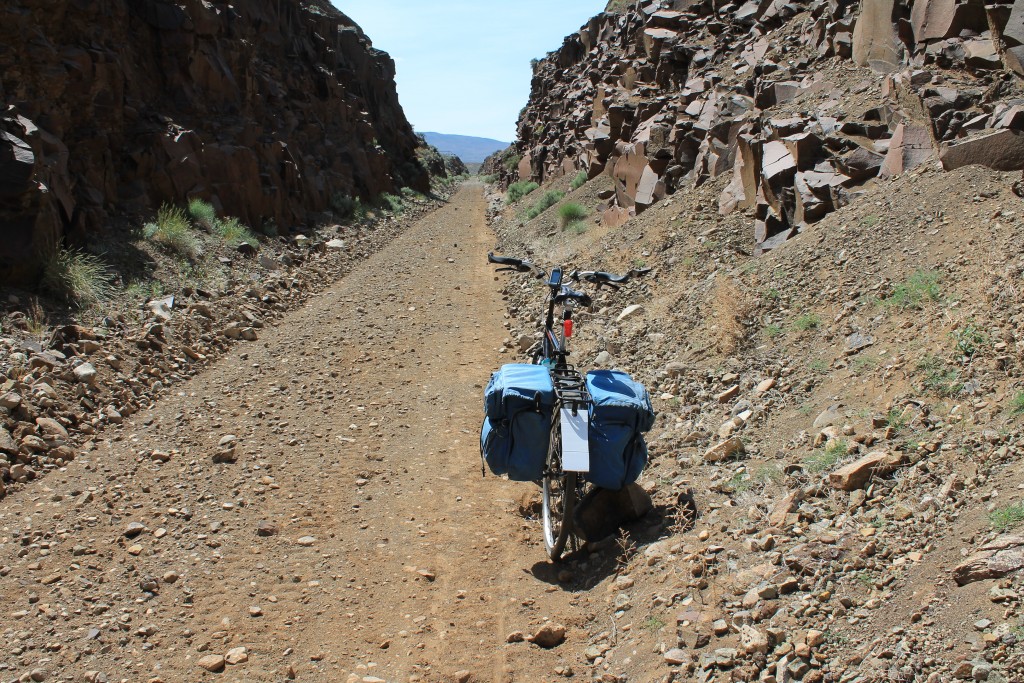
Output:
550 365 590 414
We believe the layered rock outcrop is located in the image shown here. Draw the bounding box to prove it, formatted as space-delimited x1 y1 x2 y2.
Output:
0 0 427 284
503 0 1022 253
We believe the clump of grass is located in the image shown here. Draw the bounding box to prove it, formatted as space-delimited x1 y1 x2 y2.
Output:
524 190 565 220
145 204 203 259
884 269 941 311
809 358 829 373
215 217 259 247
804 439 848 474
733 465 783 492
951 323 988 361
711 277 750 355
187 198 217 231
570 171 588 190
479 174 498 184
1011 391 1024 416
917 355 962 397
792 312 821 332
503 154 522 172
506 181 539 203
557 202 588 228
642 616 666 631
885 407 909 432
41 248 114 308
765 323 783 338
565 221 588 235
989 502 1024 533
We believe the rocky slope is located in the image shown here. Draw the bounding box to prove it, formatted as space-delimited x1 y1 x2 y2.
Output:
0 0 427 284
493 0 1024 255
488 150 1024 683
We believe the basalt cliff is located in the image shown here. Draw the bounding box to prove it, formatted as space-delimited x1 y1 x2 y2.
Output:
491 0 1024 253
0 0 427 284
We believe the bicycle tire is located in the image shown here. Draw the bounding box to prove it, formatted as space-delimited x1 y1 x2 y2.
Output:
542 415 577 561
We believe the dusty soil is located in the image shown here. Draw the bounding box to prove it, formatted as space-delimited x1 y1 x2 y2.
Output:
0 183 597 683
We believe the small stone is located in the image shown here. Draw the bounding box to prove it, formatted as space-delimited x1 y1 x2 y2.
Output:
664 648 690 665
73 363 98 384
616 304 644 322
529 623 566 648
197 655 226 672
124 522 146 538
257 521 279 537
806 629 825 647
249 606 263 617
703 437 745 463
506 631 525 643
225 647 248 665
297 536 316 547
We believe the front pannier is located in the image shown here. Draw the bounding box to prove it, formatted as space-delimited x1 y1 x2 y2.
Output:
585 370 655 490
480 364 555 481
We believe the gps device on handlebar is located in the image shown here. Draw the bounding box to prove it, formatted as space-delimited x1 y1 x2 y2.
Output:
548 268 563 288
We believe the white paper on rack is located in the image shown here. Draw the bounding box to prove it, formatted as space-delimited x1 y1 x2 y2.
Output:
560 408 590 472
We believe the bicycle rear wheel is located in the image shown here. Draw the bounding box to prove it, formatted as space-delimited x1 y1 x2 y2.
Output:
542 415 577 561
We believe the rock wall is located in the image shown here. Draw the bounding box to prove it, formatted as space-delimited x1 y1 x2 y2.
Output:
505 0 1022 253
0 0 428 284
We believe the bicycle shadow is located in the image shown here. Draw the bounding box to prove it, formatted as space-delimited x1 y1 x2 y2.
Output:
528 490 698 590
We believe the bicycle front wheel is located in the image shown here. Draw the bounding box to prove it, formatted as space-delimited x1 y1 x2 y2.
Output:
542 415 577 561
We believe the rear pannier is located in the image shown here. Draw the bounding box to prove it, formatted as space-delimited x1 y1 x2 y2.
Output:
585 370 655 490
480 364 555 481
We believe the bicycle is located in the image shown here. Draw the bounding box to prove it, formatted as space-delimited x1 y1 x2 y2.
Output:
487 252 649 560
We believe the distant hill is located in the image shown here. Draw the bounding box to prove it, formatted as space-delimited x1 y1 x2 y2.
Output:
421 132 509 164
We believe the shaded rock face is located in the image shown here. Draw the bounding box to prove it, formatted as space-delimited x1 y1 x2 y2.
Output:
502 0 1020 254
0 0 427 284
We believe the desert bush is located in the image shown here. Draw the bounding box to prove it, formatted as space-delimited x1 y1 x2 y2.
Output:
331 193 358 218
187 198 217 231
503 153 522 172
215 217 259 247
376 192 405 214
145 205 203 259
42 248 114 308
506 181 539 203
557 202 588 228
570 171 588 190
565 221 588 235
524 190 565 220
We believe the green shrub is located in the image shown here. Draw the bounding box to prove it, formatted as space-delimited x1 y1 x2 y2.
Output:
215 217 259 247
570 171 588 190
42 248 114 308
565 221 588 235
557 202 588 228
885 269 941 310
187 198 217 231
480 174 498 183
503 154 522 172
765 323 782 338
524 190 566 220
506 181 539 203
145 205 203 259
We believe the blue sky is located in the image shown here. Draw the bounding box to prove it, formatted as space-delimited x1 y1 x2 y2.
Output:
333 1 608 142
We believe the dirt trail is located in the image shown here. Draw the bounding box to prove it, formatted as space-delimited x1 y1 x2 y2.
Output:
0 183 590 683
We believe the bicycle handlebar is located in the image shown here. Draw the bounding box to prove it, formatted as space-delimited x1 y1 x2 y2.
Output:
487 252 536 273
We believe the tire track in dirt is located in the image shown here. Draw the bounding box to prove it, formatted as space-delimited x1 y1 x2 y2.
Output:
0 183 589 683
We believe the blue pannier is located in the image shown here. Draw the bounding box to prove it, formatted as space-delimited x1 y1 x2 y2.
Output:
480 364 555 481
585 370 655 490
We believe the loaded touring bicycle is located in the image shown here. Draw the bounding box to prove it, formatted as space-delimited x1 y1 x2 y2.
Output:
480 253 655 560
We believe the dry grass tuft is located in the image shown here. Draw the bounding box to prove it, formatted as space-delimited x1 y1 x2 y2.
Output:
710 276 750 355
